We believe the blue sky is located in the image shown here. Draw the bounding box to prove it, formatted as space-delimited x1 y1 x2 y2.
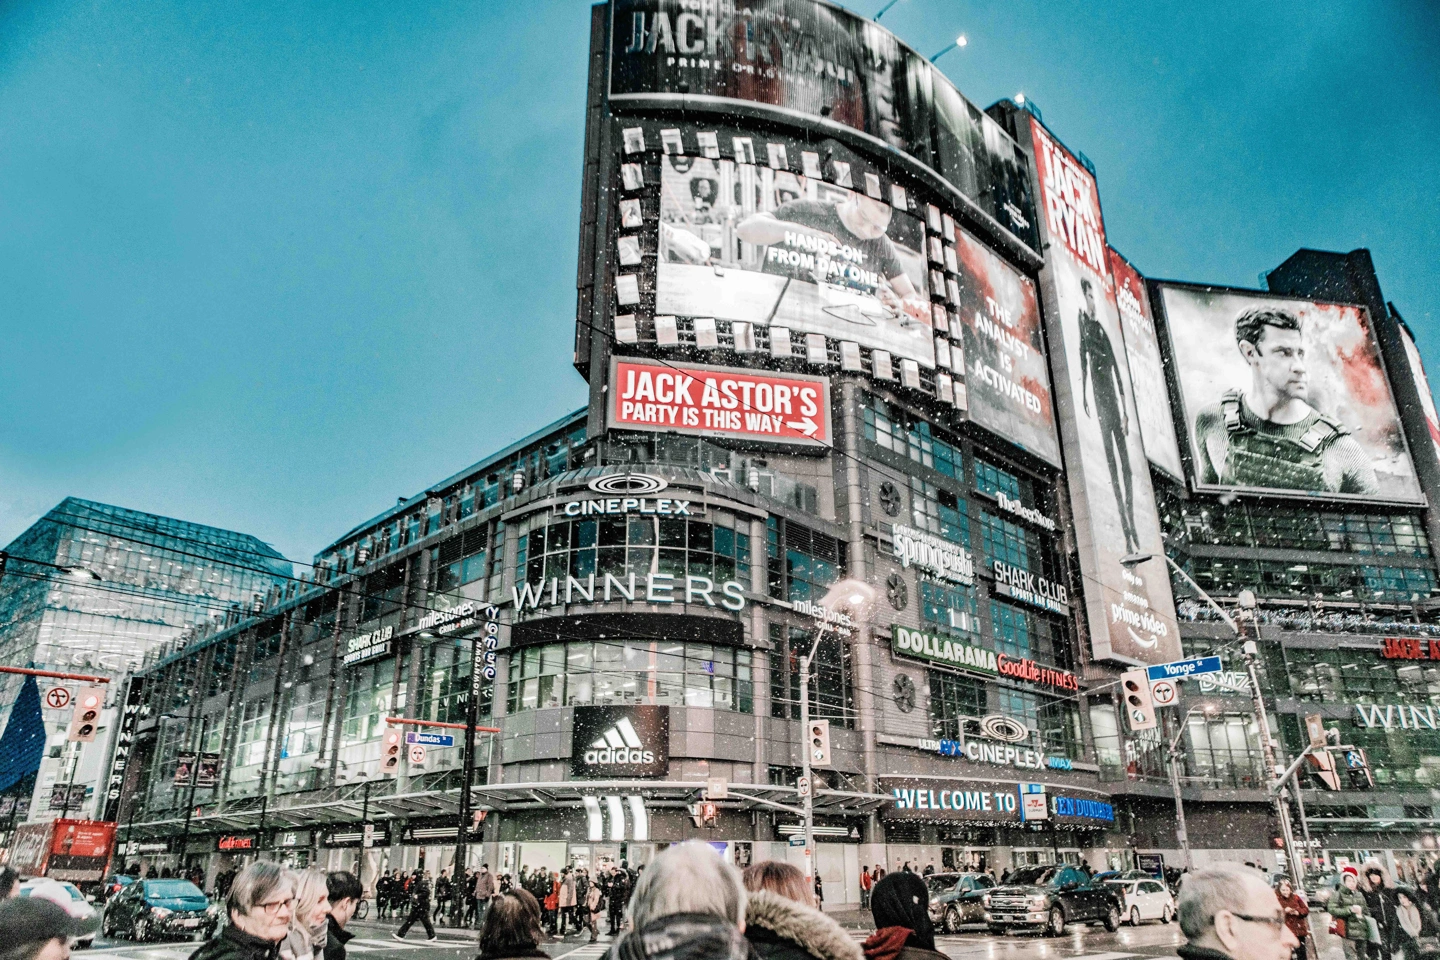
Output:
1 1 1436 565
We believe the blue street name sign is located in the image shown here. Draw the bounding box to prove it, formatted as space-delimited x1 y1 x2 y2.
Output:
405 732 456 747
788 835 806 847
1146 656 1223 682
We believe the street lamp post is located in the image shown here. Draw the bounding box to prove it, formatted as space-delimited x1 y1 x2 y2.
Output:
928 34 967 63
798 580 875 885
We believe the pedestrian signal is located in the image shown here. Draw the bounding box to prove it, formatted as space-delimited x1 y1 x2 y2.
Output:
381 727 403 773
1120 670 1157 732
807 720 831 767
67 686 105 742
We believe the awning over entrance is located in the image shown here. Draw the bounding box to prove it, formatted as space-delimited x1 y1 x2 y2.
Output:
122 781 891 839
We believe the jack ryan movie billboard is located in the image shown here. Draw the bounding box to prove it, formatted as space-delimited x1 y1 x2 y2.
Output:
1158 285 1421 504
1022 115 1180 666
1108 249 1183 479
952 224 1060 466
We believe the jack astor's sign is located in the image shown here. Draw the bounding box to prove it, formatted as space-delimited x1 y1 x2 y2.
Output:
513 572 745 612
991 560 1070 615
997 654 1079 691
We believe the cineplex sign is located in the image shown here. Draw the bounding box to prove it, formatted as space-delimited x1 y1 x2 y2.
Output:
607 358 832 448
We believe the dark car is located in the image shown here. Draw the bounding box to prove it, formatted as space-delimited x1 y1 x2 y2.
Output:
99 875 136 903
102 878 218 942
984 864 1121 936
926 872 995 933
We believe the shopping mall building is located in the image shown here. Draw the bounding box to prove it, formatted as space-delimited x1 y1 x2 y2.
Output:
95 1 1440 902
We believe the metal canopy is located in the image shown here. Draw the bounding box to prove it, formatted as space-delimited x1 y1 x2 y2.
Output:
123 781 890 838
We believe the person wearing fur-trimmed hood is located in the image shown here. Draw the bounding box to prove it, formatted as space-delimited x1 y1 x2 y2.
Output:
741 862 862 960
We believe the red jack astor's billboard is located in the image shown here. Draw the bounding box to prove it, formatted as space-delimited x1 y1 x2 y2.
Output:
608 357 832 447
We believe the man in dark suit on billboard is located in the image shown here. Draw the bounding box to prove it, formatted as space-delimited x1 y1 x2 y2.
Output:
1193 306 1378 494
1078 278 1140 553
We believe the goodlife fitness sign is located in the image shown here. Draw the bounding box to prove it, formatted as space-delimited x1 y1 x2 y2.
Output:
608 358 831 448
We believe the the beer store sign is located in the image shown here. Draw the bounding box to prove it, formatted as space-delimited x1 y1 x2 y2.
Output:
991 560 1069 615
892 626 997 675
891 524 974 585
512 572 745 612
995 492 1057 533
344 625 394 667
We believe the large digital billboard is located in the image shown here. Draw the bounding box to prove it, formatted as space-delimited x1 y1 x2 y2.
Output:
952 225 1060 466
1158 285 1421 502
1108 249 1182 478
656 147 935 368
1023 115 1180 666
1398 324 1440 466
606 0 1038 249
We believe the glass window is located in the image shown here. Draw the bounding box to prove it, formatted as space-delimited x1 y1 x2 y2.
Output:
929 670 986 740
920 581 980 637
768 624 854 727
504 641 752 714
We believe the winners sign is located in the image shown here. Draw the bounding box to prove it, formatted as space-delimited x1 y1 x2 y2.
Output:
608 358 831 448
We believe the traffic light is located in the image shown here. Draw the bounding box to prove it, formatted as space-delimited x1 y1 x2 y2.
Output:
808 720 831 767
381 727 403 774
67 686 105 742
1120 670 1157 732
1344 749 1374 790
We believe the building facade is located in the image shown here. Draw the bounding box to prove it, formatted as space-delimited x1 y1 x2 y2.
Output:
0 499 289 833
74 0 1440 899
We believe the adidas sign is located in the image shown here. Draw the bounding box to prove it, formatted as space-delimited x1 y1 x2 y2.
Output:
584 716 655 765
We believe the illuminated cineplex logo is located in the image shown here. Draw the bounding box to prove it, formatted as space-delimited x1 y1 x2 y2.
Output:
891 787 1018 815
512 573 745 612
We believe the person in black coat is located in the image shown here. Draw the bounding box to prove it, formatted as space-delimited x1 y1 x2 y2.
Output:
190 863 293 960
323 872 361 960
860 872 948 960
394 872 435 941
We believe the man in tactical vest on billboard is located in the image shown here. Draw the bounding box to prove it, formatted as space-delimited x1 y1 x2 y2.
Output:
1194 306 1379 494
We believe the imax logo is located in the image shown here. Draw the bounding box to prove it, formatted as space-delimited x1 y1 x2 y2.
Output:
1354 704 1440 730
584 716 655 766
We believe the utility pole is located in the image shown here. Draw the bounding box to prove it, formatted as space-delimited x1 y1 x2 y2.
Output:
798 633 818 885
177 716 210 873
1236 607 1302 886
1163 710 1192 871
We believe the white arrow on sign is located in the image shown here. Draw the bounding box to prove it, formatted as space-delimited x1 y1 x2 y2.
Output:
1151 679 1178 706
785 417 819 437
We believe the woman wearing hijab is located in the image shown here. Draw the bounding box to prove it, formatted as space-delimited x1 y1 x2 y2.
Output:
862 872 947 960
282 869 332 960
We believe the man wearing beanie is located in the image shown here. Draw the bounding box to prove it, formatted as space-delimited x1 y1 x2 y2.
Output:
0 895 100 960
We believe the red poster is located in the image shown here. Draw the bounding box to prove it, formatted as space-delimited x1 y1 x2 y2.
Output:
609 358 831 447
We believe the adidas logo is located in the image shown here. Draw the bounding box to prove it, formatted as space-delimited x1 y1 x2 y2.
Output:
583 716 655 765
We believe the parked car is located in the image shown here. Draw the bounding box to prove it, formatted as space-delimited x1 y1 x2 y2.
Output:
17 878 98 949
102 878 218 942
926 872 995 933
1105 878 1175 926
984 864 1121 936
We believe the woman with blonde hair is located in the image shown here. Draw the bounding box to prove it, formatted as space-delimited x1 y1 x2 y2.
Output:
281 869 332 960
741 861 862 960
